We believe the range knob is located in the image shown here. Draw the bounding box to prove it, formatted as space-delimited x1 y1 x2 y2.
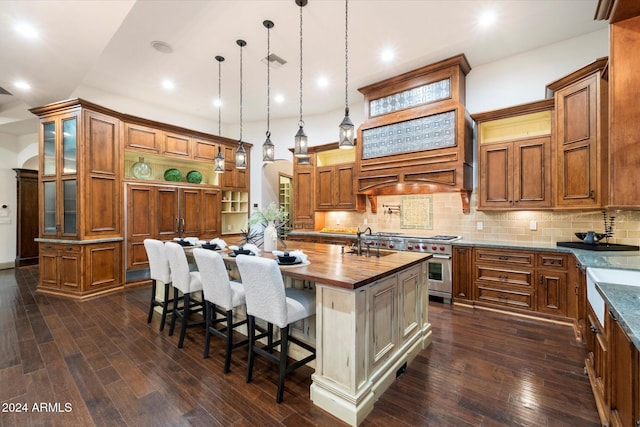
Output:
421 244 427 250
414 244 420 249
431 245 437 251
388 243 394 249
381 242 387 247
407 245 413 250
439 246 445 251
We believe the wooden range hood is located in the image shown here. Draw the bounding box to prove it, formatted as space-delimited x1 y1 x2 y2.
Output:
355 54 474 213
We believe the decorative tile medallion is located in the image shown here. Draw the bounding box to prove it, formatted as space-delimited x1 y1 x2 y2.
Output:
401 195 433 230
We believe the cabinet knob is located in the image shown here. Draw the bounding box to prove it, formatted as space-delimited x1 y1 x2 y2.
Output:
590 325 599 334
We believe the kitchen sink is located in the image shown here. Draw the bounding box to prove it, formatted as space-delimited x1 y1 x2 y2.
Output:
586 267 640 325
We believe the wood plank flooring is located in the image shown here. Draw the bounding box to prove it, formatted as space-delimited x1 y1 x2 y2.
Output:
0 266 599 426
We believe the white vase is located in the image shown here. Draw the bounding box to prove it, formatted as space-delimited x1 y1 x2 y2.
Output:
263 220 277 252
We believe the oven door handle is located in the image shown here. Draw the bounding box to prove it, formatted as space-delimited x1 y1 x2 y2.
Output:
430 254 451 260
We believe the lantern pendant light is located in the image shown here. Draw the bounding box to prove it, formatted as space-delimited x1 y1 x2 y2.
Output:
214 55 226 173
263 20 275 163
235 39 247 169
294 0 309 158
338 0 355 149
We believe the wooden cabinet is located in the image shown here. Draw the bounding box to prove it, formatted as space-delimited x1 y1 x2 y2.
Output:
609 308 639 427
221 145 249 190
125 183 222 269
124 122 161 154
474 101 553 210
163 131 191 158
586 302 610 425
14 168 39 266
31 99 123 299
292 154 315 230
549 58 608 209
452 246 472 301
39 241 123 297
316 163 362 211
609 15 640 208
535 253 568 316
368 274 398 372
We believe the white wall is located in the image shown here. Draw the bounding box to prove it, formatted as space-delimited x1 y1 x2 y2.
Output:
0 29 609 267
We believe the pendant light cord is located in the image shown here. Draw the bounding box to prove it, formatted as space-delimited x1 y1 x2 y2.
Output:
298 2 304 126
239 42 244 143
345 0 349 111
267 23 271 136
217 58 222 136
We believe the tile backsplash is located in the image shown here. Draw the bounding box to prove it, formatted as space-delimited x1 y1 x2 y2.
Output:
324 193 640 246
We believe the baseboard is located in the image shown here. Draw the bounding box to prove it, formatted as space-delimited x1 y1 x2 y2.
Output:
0 261 16 270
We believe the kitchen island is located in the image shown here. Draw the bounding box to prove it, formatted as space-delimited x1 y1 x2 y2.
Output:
222 241 433 425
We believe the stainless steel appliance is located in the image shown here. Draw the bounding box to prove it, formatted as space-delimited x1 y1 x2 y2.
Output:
362 233 461 304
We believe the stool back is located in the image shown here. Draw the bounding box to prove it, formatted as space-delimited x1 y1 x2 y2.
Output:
144 239 171 284
193 248 237 311
165 241 195 294
235 255 287 328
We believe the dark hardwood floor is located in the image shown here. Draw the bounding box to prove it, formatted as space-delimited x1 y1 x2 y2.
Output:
1 266 599 426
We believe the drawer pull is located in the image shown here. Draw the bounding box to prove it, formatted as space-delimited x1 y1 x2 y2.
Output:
65 246 73 251
498 256 508 260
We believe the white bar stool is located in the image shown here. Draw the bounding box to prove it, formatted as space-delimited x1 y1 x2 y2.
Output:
143 238 174 331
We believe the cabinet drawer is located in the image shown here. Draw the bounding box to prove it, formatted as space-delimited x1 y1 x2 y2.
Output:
475 248 533 266
475 265 532 287
536 253 568 270
475 284 534 310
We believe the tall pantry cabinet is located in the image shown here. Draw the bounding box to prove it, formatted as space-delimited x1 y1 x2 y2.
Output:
31 99 123 299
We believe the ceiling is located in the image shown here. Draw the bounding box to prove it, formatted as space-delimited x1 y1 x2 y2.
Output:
0 0 607 137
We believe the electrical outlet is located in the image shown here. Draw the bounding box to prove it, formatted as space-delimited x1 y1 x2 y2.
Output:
530 220 537 231
363 218 368 225
476 221 483 231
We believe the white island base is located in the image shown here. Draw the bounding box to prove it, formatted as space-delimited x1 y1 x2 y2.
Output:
310 262 432 425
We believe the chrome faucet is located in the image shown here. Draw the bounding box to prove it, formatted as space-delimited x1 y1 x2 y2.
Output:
355 227 373 256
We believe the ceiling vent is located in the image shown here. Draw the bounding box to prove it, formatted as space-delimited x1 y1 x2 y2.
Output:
261 53 287 69
0 86 13 95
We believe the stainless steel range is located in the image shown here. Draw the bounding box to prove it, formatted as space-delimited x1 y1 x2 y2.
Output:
362 233 460 304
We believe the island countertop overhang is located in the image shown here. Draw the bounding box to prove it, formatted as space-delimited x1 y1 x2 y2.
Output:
249 241 432 290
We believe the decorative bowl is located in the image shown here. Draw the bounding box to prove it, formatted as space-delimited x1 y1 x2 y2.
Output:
186 170 202 184
164 168 182 182
233 248 252 256
575 231 606 244
278 255 297 264
201 243 218 250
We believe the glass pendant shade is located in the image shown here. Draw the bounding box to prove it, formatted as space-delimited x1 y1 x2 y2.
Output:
338 107 355 149
297 155 311 165
235 142 247 169
214 145 225 173
294 123 308 157
263 132 275 163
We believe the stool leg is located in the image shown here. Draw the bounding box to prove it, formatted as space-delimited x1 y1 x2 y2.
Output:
203 301 212 358
169 287 179 336
147 279 157 324
267 323 274 353
159 283 170 332
276 325 290 403
178 292 190 348
246 315 255 383
224 309 233 374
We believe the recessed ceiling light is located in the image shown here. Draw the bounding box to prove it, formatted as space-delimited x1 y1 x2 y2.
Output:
478 10 497 28
151 40 173 54
213 98 222 107
380 48 395 63
15 23 38 39
274 93 285 104
316 76 329 88
14 81 31 90
162 79 175 90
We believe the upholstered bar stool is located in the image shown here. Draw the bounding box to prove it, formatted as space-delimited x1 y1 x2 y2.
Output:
193 248 248 373
143 238 174 331
235 255 316 403
165 241 204 348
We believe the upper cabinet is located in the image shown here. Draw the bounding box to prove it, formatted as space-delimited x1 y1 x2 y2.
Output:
315 147 365 212
474 100 554 210
34 100 122 240
357 54 474 213
608 14 640 208
292 154 316 230
547 58 609 209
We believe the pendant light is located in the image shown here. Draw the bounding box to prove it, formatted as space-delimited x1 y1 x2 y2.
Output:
338 0 355 149
293 0 308 158
235 39 247 169
214 55 226 173
262 20 275 163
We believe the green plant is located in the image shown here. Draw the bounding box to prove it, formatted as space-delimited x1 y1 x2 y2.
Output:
163 168 182 182
249 202 288 226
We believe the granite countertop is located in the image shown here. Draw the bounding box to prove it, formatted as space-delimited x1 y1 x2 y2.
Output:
596 282 640 350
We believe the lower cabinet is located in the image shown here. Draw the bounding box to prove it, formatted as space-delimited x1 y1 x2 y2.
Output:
369 274 398 372
452 246 472 301
585 303 609 425
39 241 123 298
609 308 639 427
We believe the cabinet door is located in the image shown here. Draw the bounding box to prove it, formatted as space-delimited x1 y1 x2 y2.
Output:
59 246 82 291
315 166 334 210
536 270 567 316
335 164 357 209
156 187 179 239
586 305 609 424
514 137 551 208
555 74 601 208
163 131 191 158
293 163 314 227
126 184 156 269
200 189 220 240
193 139 218 162
179 188 201 237
124 122 161 153
398 266 420 346
609 311 638 427
479 142 512 209
369 275 398 371
39 245 59 289
452 246 472 300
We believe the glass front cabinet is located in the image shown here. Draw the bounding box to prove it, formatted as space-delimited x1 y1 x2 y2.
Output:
40 111 79 237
